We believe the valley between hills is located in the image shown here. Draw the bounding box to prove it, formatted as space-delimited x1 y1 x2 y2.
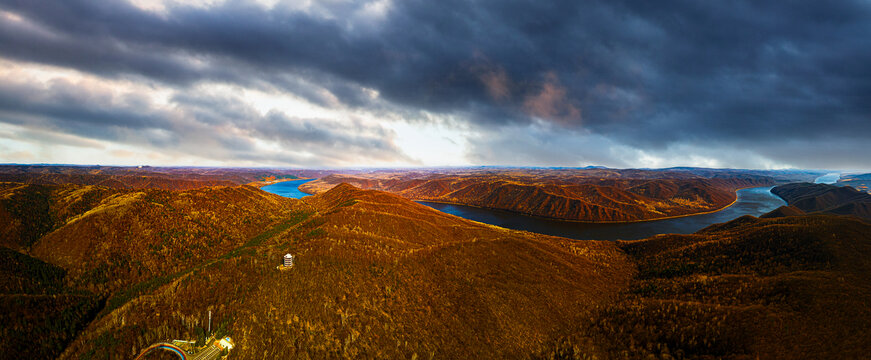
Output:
1 166 869 359
299 168 806 222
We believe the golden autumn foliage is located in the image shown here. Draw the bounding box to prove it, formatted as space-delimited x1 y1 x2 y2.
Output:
1 175 869 359
0 181 309 359
0 164 334 191
539 213 871 359
55 183 633 359
301 170 777 222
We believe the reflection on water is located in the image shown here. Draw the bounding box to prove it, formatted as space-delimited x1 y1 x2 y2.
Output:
262 179 788 241
419 187 786 241
814 173 841 184
261 178 316 199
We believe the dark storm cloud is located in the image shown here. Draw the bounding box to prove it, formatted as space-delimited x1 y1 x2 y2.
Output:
1 0 870 167
0 127 105 149
0 75 412 166
0 76 178 145
170 92 414 164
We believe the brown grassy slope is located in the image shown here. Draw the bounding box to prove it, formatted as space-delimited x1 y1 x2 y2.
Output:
301 173 773 222
542 214 871 359
59 183 633 360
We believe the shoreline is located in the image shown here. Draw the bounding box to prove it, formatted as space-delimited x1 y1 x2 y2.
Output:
289 180 775 224
414 185 768 224
249 178 311 189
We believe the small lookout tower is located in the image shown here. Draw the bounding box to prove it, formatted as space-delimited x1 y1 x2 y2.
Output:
283 253 294 267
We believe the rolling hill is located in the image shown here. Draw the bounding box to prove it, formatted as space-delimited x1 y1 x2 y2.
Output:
300 171 777 222
0 182 310 359
2 180 869 359
543 213 871 359
771 183 871 220
47 183 633 359
0 165 344 191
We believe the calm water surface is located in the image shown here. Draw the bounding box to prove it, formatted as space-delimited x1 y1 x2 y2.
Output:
262 179 789 241
261 178 315 199
419 187 786 240
814 172 841 184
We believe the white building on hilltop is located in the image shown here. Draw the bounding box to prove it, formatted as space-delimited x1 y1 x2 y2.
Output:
283 253 294 267
219 337 235 350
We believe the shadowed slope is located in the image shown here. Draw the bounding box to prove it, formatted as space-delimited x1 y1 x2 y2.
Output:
0 244 102 359
544 214 871 359
0 183 131 250
759 205 806 218
771 183 871 220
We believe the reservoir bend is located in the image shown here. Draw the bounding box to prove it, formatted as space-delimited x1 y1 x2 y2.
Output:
418 186 786 240
263 179 791 241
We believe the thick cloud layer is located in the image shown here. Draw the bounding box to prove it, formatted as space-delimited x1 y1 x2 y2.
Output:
0 0 869 168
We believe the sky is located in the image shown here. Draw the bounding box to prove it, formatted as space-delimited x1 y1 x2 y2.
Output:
0 0 869 169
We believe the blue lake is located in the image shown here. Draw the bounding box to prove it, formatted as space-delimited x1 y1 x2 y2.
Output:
814 172 841 184
260 178 316 199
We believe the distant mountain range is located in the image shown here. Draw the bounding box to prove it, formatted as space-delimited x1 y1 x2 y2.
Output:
0 165 345 191
840 173 871 181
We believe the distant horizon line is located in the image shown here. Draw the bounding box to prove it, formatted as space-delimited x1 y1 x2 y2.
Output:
0 162 862 173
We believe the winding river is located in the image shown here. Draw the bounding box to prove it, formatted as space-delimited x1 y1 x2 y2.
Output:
419 187 785 240
262 178 791 241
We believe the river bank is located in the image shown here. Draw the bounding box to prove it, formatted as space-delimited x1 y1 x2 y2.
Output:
419 186 785 240
263 179 787 240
